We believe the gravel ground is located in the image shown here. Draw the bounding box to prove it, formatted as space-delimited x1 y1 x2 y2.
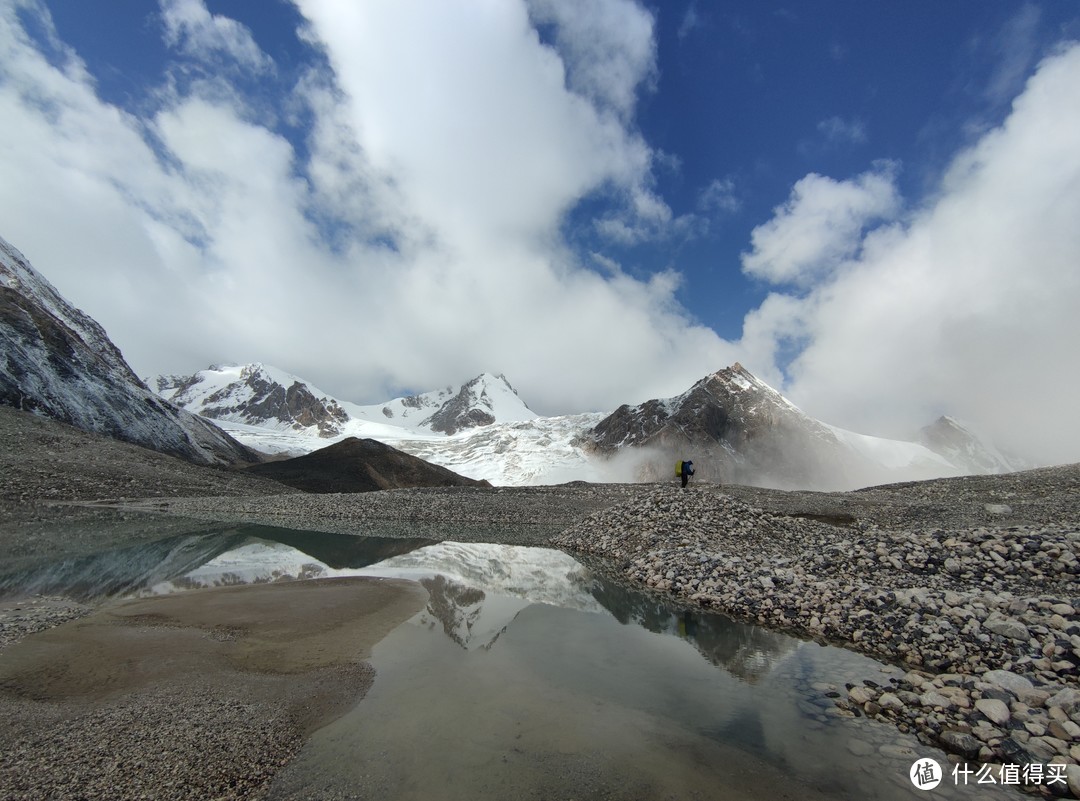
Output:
0 578 426 801
553 466 1080 797
4 405 1080 797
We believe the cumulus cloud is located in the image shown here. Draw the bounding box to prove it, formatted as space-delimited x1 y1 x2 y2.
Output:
525 0 657 121
982 4 1042 105
0 0 737 416
3 1 1078 469
747 43 1080 465
741 164 901 286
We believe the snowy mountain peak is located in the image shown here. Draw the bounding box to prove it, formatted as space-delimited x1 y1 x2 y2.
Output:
149 363 350 437
589 363 960 490
423 372 536 435
149 365 537 440
916 415 1024 475
701 363 797 410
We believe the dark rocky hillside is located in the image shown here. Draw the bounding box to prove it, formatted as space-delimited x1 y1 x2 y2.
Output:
243 437 490 493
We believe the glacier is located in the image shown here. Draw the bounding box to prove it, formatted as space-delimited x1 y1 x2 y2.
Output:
148 360 1019 489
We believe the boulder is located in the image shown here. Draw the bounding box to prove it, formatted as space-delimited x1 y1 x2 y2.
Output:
939 730 982 760
974 698 1011 726
848 686 876 706
1067 764 1080 800
878 692 905 712
981 669 1034 696
984 617 1030 641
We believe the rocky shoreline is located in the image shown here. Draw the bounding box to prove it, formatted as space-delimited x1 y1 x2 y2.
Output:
553 471 1080 797
58 463 1080 795
4 403 1080 798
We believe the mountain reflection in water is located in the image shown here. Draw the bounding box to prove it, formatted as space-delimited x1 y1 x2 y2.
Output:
0 522 434 600
587 574 796 683
1 521 802 687
3 523 997 799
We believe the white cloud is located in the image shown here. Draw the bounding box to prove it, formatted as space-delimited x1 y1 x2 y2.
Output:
741 165 901 287
983 4 1042 105
7 1 1076 470
699 177 741 215
0 1 738 417
293 0 660 248
678 4 701 41
159 0 274 74
745 43 1080 465
525 0 657 121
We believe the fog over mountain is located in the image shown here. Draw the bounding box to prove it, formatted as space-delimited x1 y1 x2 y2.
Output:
150 358 1021 491
0 233 1052 490
2 5 1078 469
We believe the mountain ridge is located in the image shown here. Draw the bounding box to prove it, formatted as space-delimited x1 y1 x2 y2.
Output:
243 436 490 493
153 360 1019 490
584 363 1017 490
1 233 1025 490
0 236 257 467
149 364 536 440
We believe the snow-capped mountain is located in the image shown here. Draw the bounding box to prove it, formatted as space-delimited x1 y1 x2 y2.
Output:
916 415 1027 475
4 228 1015 491
144 537 601 649
585 363 963 491
149 364 536 438
148 363 351 437
145 363 610 484
0 236 255 466
148 363 590 485
148 360 1020 490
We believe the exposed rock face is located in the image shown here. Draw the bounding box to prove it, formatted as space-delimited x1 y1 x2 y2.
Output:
588 363 855 489
243 437 491 493
154 364 350 438
0 236 256 466
422 373 527 435
152 368 535 442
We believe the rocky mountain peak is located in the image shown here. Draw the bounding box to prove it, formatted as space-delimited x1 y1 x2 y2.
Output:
423 372 535 435
152 363 350 438
0 235 256 465
591 364 814 453
588 364 854 488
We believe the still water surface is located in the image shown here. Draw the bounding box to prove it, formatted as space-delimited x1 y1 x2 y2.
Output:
2 519 1009 800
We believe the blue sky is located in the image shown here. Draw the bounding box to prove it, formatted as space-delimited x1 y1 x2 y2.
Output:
2 0 1080 464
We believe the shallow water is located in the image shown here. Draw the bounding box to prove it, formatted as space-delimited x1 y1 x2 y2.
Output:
257 539 1008 801
2 522 1013 799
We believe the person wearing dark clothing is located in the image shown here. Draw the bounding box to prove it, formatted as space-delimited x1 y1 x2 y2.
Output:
677 459 695 488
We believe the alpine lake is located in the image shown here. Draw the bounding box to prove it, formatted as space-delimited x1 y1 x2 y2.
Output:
0 512 1015 801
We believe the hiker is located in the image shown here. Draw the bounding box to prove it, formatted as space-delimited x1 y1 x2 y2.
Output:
676 459 695 488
